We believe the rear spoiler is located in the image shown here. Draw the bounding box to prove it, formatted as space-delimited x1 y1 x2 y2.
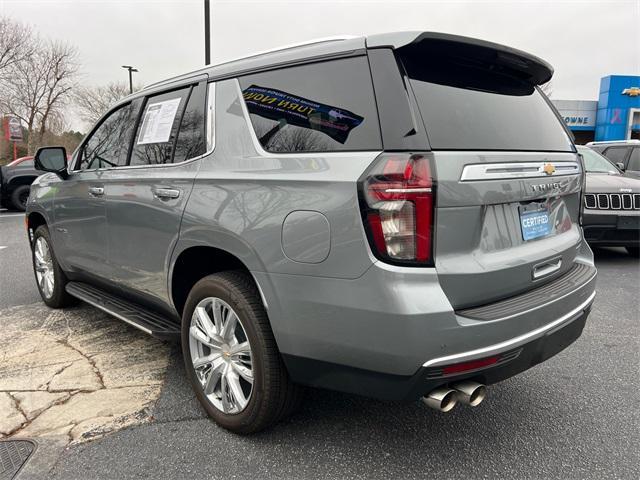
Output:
366 31 553 85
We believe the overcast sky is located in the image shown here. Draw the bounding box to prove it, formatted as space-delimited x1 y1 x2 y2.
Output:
2 0 639 129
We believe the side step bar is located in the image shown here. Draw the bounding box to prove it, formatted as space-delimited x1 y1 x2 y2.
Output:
66 282 181 340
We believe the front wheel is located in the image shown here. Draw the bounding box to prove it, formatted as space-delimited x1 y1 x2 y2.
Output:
181 271 301 434
626 246 640 258
32 225 76 308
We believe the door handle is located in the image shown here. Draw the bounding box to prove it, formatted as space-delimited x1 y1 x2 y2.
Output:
153 188 180 200
88 186 104 196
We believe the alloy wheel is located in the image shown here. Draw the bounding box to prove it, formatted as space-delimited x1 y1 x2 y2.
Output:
188 297 254 414
34 237 55 299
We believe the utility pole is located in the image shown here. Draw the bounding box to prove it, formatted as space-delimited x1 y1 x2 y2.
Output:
121 65 138 94
204 0 211 65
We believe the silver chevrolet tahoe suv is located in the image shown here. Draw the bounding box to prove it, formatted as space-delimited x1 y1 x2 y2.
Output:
27 32 597 434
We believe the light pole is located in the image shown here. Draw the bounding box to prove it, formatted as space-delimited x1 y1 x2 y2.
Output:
121 65 138 94
204 0 211 65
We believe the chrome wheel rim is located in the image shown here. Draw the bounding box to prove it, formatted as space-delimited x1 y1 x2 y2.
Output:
34 237 55 299
189 297 253 414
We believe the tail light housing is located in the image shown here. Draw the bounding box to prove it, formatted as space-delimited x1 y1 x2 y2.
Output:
358 153 435 266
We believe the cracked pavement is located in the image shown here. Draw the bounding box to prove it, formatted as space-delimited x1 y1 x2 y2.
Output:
0 303 169 443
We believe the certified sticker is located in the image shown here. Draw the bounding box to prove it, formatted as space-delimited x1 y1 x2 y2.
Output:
520 208 551 241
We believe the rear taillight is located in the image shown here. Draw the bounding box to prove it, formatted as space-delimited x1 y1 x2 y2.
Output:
359 153 435 266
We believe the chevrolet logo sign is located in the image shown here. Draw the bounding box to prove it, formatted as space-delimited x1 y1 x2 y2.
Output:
542 163 556 175
622 87 640 96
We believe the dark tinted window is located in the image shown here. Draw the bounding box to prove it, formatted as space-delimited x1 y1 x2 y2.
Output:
628 148 640 171
130 87 190 166
400 48 573 151
79 102 139 170
239 57 381 152
603 147 629 164
173 83 207 163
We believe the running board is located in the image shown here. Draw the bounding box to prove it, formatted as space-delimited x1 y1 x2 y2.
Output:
65 282 180 340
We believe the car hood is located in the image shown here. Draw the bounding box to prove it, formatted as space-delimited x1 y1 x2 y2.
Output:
585 173 640 193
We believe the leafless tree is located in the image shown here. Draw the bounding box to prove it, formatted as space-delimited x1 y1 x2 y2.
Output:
0 16 34 79
73 82 133 125
37 41 79 142
0 36 79 153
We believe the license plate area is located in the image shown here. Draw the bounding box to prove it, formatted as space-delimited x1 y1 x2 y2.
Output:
520 203 552 241
617 216 640 230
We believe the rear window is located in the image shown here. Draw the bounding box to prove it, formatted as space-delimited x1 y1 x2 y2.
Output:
238 57 381 153
400 49 573 152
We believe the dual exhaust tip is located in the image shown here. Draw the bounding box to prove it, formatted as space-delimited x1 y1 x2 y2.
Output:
421 381 487 412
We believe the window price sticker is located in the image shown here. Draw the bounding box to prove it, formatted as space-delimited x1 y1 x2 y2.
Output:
137 97 181 145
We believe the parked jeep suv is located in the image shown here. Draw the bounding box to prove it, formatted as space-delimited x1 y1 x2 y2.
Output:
27 32 597 433
578 145 640 256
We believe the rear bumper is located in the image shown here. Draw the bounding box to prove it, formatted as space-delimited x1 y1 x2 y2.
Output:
583 225 640 246
256 244 596 401
283 296 592 401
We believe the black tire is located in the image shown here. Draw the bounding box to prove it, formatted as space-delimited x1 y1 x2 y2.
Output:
181 271 301 434
626 246 640 258
10 185 30 211
32 225 76 308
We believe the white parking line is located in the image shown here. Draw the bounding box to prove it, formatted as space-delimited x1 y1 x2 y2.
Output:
0 246 7 250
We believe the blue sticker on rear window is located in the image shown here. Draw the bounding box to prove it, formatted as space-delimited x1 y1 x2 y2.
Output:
242 85 364 144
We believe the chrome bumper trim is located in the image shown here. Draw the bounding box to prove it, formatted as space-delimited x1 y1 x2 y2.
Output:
422 291 596 368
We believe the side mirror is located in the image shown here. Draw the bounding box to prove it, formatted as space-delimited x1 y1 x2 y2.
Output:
616 162 626 171
34 147 68 179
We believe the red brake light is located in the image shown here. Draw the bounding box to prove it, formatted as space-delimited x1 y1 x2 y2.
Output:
359 153 435 265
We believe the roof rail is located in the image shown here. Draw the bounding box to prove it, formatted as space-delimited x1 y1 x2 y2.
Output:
586 139 640 145
142 35 358 91
225 35 358 65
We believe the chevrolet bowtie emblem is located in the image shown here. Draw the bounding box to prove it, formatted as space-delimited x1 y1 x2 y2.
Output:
542 163 556 175
622 87 640 96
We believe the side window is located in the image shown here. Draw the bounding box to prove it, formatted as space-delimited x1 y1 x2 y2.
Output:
628 148 640 171
79 102 139 170
238 57 381 153
603 147 629 164
173 82 207 163
130 87 190 166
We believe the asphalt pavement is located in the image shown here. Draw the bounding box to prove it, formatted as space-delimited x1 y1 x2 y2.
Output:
1 209 639 479
0 210 41 309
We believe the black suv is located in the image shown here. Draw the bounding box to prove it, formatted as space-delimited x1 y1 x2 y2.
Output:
0 156 41 211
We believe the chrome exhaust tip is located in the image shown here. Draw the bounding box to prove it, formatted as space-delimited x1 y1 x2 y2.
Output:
452 381 487 407
421 387 458 413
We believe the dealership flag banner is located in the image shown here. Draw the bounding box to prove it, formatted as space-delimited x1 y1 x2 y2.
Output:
4 116 23 141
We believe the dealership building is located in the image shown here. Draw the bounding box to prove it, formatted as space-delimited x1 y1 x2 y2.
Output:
552 75 640 144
